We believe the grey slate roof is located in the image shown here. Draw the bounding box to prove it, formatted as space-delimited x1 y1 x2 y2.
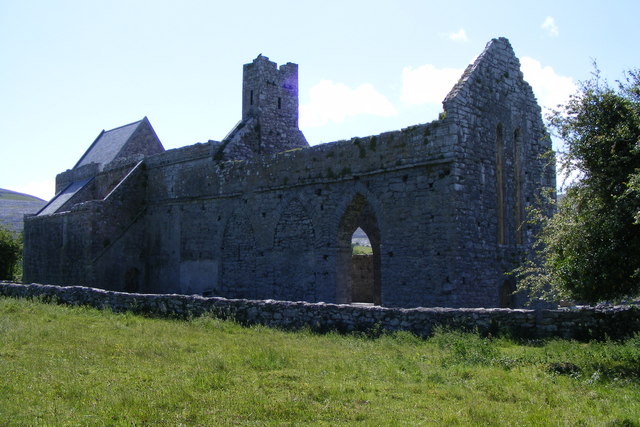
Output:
74 120 142 169
37 179 91 216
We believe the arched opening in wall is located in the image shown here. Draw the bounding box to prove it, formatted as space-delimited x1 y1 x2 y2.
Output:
351 228 374 303
337 194 381 305
499 277 516 308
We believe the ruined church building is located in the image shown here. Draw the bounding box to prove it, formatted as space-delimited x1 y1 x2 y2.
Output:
24 38 555 308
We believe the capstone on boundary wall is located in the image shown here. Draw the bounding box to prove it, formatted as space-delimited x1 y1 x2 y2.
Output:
3 282 639 341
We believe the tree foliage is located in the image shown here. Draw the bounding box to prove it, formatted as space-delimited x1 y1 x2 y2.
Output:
518 68 640 304
0 225 22 281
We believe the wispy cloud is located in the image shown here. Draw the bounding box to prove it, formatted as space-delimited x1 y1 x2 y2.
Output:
300 80 398 128
444 28 468 42
401 64 463 105
541 16 559 37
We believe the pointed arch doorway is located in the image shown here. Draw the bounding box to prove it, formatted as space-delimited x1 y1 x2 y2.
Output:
336 194 381 305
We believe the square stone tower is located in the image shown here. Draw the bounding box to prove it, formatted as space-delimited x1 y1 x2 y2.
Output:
242 55 299 128
218 55 308 160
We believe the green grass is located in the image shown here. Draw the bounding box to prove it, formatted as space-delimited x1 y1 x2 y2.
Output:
1 297 640 425
352 245 372 255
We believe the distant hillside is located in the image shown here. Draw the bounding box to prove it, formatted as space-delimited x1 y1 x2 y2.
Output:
0 189 47 234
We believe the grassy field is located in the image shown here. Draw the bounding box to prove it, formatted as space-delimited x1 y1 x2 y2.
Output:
352 244 373 255
1 297 639 425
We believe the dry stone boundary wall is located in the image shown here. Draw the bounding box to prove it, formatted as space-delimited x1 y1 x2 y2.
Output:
2 282 639 341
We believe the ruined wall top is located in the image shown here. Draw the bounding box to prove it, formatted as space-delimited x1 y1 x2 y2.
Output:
443 37 537 116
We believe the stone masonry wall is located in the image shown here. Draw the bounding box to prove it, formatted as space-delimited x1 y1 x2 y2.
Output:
221 55 308 160
2 282 639 341
136 119 461 306
23 38 554 310
241 56 307 153
442 38 556 308
23 162 148 288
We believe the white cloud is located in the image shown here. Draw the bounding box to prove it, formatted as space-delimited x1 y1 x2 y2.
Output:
446 28 468 42
541 16 559 37
521 56 578 162
520 56 577 112
300 80 398 128
401 64 463 105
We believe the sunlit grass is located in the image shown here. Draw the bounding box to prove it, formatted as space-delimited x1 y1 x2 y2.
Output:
352 244 372 255
1 297 639 425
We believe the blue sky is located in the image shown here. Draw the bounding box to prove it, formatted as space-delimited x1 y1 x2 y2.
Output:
1 0 638 200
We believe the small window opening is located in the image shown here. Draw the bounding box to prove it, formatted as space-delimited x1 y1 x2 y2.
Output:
338 194 381 305
278 97 282 109
351 227 371 254
250 90 254 106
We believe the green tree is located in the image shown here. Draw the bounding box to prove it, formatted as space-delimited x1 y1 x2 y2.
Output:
518 68 640 304
0 225 22 281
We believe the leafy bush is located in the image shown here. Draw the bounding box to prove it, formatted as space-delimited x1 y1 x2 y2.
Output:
0 225 21 280
518 68 640 303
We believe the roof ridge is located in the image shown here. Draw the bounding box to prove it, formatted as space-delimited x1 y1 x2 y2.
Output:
72 117 146 170
104 117 145 133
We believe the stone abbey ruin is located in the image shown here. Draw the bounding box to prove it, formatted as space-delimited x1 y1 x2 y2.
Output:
23 38 555 308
